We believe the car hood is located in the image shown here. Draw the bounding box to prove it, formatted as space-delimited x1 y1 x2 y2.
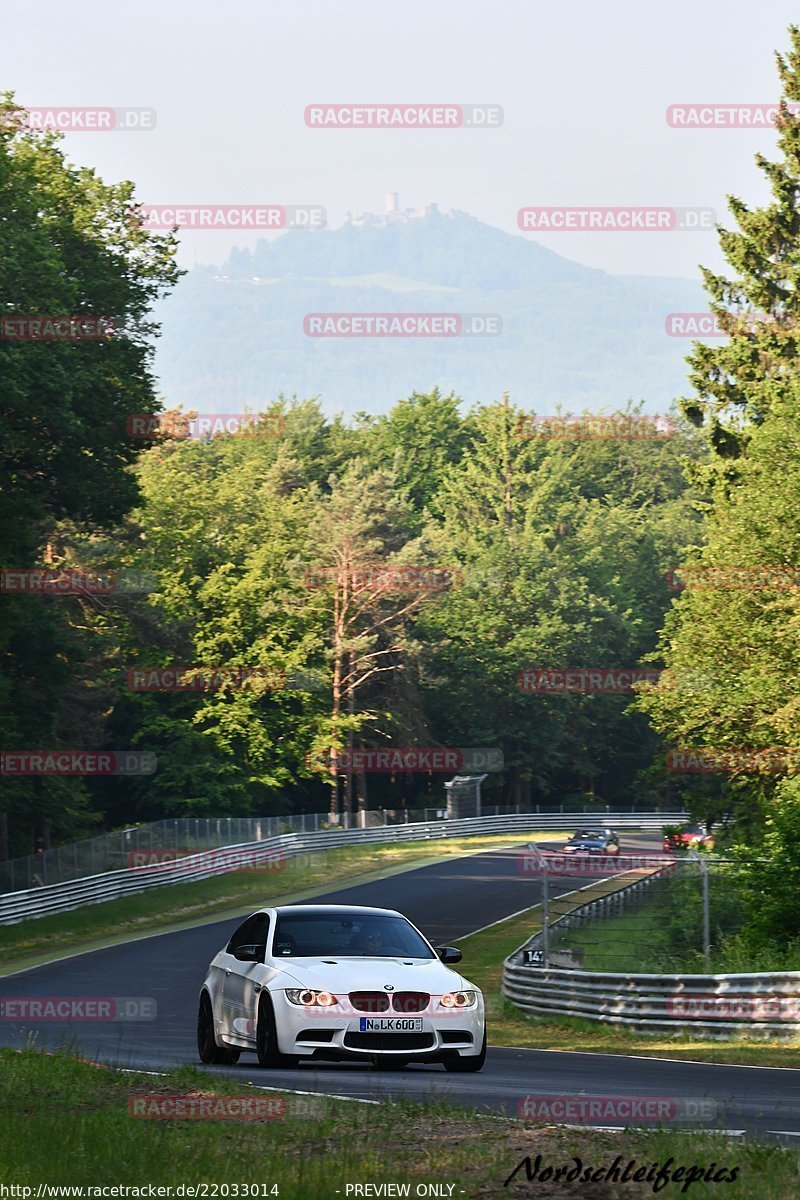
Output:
271 956 474 995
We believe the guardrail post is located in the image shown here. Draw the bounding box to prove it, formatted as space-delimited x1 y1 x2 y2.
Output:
701 858 711 967
542 868 550 968
687 848 711 967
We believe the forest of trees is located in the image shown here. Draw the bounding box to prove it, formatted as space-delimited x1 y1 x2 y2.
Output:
5 27 800 953
1 367 706 852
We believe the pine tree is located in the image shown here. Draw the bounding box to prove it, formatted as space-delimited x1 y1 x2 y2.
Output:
682 25 800 459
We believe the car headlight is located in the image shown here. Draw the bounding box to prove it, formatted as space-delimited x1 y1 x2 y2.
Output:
439 991 477 1009
285 989 337 1006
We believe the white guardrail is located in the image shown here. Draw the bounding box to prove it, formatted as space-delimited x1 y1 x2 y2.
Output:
502 869 800 1038
0 811 685 926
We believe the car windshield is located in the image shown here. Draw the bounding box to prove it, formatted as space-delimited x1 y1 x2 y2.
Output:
571 830 604 840
272 911 436 959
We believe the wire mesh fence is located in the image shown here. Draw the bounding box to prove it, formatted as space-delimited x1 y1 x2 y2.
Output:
534 854 748 974
0 816 305 894
0 802 604 893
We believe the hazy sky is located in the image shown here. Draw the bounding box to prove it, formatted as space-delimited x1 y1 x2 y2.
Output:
3 0 799 278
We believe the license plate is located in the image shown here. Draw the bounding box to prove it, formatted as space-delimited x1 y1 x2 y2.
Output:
358 1017 423 1032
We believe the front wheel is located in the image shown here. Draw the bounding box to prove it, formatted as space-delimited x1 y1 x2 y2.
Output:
256 994 298 1069
197 992 240 1065
443 1030 486 1073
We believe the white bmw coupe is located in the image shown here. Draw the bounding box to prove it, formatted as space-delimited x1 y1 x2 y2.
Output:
197 903 486 1071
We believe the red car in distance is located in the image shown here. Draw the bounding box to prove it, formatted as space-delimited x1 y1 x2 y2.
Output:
662 823 715 852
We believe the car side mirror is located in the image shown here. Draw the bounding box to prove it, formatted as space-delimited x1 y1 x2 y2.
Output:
436 946 462 964
232 945 261 963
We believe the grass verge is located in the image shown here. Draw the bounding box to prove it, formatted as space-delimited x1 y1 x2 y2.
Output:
0 1049 796 1198
557 903 675 973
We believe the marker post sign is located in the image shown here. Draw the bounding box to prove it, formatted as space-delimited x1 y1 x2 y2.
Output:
525 844 551 967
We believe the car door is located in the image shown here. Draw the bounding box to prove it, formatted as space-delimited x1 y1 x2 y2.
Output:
221 913 270 1043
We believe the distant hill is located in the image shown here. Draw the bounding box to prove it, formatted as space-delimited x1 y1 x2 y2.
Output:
151 207 706 416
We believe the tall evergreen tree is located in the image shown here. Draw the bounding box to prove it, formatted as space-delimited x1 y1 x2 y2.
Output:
682 26 800 459
638 27 800 835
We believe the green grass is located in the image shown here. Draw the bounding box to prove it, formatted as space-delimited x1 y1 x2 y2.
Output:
552 876 800 975
453 903 800 1069
1 1049 797 1197
0 832 550 973
556 904 674 973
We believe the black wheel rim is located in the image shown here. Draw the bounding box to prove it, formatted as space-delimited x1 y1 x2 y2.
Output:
198 995 213 1055
257 1002 271 1057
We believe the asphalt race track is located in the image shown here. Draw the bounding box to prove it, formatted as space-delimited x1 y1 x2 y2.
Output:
2 835 800 1140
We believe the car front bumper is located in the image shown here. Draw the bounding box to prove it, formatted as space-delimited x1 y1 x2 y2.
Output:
273 992 486 1060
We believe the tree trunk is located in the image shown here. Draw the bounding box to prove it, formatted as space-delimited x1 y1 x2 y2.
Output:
330 653 342 821
329 566 346 822
356 770 368 821
344 654 354 824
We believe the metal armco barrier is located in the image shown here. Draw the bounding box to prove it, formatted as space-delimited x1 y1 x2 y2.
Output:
502 867 800 1038
0 811 685 926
